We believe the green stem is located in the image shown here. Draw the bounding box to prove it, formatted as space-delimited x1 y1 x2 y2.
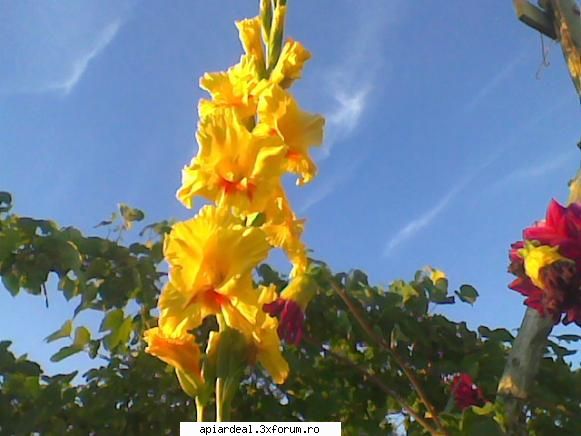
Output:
215 377 234 422
196 397 205 422
216 378 223 422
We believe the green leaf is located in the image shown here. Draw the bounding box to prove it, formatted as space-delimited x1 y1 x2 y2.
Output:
0 191 13 212
87 340 100 359
72 326 91 348
390 280 419 303
99 309 124 333
556 334 581 343
471 402 496 415
42 371 78 384
478 326 514 343
50 345 82 362
2 272 20 296
45 320 73 343
461 406 503 436
14 360 42 377
103 316 133 350
547 341 577 359
456 284 479 305
119 203 145 230
425 279 454 304
0 227 21 260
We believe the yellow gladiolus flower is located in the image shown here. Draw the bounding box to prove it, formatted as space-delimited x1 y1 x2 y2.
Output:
236 17 265 75
270 39 311 88
198 56 264 120
255 85 324 185
160 205 270 334
519 242 567 289
144 327 204 397
165 205 270 293
177 110 287 211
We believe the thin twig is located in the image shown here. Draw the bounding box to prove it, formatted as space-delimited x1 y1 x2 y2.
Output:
42 283 49 308
304 336 440 435
330 280 446 434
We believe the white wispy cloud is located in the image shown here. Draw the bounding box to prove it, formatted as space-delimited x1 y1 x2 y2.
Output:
382 183 464 257
46 21 121 95
464 54 524 112
319 0 405 158
382 151 504 257
324 87 371 149
0 2 129 96
490 150 576 191
381 91 573 257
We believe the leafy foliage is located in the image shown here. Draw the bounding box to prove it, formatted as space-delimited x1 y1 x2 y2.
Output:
1 193 580 434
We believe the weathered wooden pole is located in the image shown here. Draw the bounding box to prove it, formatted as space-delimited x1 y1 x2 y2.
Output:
513 0 581 98
497 309 554 434
497 3 581 434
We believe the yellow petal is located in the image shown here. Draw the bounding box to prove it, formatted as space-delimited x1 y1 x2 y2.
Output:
280 272 316 310
253 315 289 384
519 242 566 289
256 85 324 185
260 187 308 272
144 327 204 390
177 111 287 212
158 281 206 336
236 17 265 72
198 56 263 119
270 39 311 87
164 205 271 301
258 283 279 305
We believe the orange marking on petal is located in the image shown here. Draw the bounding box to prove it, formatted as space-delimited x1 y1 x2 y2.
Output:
186 287 231 312
206 289 231 306
286 150 302 161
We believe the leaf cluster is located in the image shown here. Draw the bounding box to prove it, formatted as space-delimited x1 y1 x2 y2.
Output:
1 193 580 434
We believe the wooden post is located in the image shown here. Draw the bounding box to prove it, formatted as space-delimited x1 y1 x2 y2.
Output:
513 0 581 98
496 308 554 434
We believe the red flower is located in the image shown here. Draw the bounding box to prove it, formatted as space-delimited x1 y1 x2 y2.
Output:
451 373 485 410
522 200 581 269
263 298 305 345
508 200 581 326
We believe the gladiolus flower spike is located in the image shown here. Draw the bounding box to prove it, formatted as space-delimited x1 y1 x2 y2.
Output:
144 0 325 407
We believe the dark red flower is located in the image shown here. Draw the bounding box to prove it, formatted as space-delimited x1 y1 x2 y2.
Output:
508 200 581 326
263 298 305 345
451 373 486 410
522 200 581 269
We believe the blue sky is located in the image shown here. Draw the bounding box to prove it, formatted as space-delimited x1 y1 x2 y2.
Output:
1 0 580 377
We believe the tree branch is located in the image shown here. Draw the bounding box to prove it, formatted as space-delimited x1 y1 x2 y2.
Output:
329 281 447 434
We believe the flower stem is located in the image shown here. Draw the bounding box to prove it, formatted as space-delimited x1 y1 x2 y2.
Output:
330 280 447 434
215 377 234 422
196 397 205 422
215 378 224 422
